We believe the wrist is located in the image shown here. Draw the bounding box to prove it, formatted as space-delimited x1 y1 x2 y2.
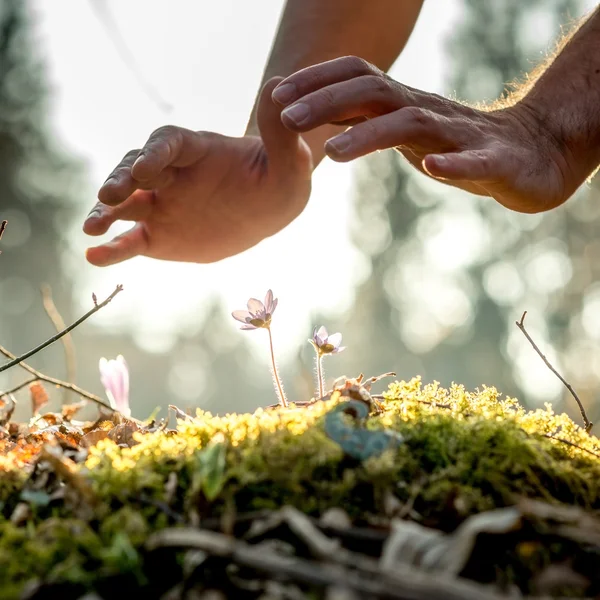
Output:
511 99 592 202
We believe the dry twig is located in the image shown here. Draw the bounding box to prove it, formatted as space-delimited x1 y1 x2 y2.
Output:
0 285 123 375
516 311 592 433
41 284 77 403
0 219 7 242
544 434 600 460
0 377 39 398
0 345 112 410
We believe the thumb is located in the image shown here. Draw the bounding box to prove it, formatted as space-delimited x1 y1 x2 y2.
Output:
423 149 499 182
256 77 310 174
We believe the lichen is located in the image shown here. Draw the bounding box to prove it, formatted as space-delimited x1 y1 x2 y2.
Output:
2 376 600 597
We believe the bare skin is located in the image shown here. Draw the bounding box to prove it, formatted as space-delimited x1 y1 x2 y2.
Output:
84 79 312 265
84 0 423 266
85 3 600 266
273 7 600 215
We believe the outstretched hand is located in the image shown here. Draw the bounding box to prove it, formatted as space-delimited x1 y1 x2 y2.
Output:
84 78 312 266
273 56 576 214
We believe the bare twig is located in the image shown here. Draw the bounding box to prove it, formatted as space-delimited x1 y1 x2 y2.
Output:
0 285 123 375
0 345 112 410
0 219 7 241
544 434 600 460
0 377 39 398
516 311 592 433
41 284 77 403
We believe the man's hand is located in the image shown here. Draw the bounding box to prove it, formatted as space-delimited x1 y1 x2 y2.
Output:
84 78 312 266
272 56 578 214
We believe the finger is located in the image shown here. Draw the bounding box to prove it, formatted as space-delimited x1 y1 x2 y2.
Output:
98 149 176 207
84 190 154 236
324 108 459 162
423 149 500 182
258 77 309 174
85 223 149 267
272 56 379 107
130 126 213 182
279 76 408 132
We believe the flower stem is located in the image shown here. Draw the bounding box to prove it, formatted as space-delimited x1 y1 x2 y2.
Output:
316 353 325 399
266 326 287 408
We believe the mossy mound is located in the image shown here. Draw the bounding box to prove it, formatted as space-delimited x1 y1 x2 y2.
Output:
2 377 600 598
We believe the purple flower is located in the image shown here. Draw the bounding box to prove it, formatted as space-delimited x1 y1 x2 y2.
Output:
99 355 131 417
310 326 345 355
232 289 278 330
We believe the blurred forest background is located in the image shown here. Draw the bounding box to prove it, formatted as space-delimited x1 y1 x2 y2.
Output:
2 0 600 426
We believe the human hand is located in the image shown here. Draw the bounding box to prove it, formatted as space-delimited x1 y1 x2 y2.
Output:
272 56 576 214
83 78 312 266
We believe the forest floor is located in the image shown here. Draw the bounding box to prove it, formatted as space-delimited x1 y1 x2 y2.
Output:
2 376 600 599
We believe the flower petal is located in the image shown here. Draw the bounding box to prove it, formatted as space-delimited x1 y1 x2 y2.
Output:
247 298 264 315
232 310 252 323
240 323 258 330
270 297 278 316
264 289 274 313
327 333 342 349
332 346 346 354
316 326 328 345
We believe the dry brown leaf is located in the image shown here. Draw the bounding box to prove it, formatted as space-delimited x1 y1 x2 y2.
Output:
80 429 109 448
30 382 49 416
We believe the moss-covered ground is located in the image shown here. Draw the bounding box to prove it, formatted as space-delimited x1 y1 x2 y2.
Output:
2 377 600 598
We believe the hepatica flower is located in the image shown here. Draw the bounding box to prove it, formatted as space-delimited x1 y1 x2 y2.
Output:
232 290 287 407
99 355 131 417
232 289 278 330
309 326 345 399
310 326 346 356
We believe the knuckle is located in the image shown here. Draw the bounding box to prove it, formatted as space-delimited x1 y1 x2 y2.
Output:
363 74 390 95
361 118 381 140
342 55 376 76
402 106 433 127
121 149 141 164
318 86 337 109
152 124 180 140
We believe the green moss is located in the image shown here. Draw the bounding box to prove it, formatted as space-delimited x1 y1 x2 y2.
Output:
2 377 600 597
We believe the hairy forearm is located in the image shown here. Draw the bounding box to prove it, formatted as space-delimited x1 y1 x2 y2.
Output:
246 0 424 167
520 6 600 187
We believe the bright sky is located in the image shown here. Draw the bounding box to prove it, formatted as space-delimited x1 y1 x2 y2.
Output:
31 0 462 359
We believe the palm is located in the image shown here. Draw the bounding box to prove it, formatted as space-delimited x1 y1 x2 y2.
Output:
139 135 311 263
85 78 313 267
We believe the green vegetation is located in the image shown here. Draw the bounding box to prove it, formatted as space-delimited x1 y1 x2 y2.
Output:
1 377 600 597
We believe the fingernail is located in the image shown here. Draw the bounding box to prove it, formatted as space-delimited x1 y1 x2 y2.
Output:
430 154 447 164
326 133 351 154
86 209 102 221
281 103 310 126
272 83 296 105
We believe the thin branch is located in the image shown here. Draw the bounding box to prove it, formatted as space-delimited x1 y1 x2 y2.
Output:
0 285 123 375
0 344 112 410
544 433 600 460
516 311 592 433
0 377 38 398
0 219 6 253
41 284 77 403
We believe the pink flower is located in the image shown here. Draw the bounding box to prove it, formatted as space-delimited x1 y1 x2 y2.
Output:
232 289 278 330
99 355 130 417
310 326 345 355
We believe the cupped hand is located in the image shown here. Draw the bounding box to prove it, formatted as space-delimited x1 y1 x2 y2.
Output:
84 78 312 266
272 56 576 214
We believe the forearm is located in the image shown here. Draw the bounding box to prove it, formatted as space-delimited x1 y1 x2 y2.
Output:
519 6 600 187
246 0 424 168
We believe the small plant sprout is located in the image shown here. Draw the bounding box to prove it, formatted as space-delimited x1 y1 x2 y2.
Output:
232 290 288 408
99 355 131 417
309 326 345 399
